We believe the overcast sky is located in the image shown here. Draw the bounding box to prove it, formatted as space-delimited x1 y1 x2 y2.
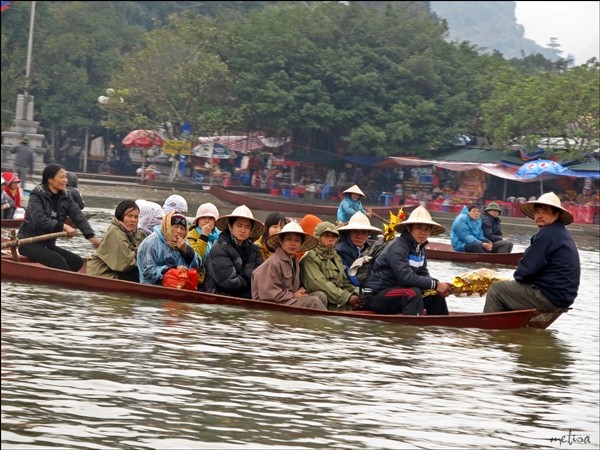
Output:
515 1 600 65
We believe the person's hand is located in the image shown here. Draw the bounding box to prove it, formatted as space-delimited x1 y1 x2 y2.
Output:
436 281 453 297
175 235 188 252
63 224 77 237
294 288 307 298
89 236 101 248
482 242 493 252
201 223 212 236
177 265 187 272
348 294 364 310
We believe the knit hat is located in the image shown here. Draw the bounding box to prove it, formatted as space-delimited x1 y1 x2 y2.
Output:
215 205 265 241
162 194 188 214
171 213 187 228
193 202 219 226
394 205 446 236
343 185 366 197
267 221 318 253
484 203 503 213
521 192 573 225
299 214 322 235
337 211 382 234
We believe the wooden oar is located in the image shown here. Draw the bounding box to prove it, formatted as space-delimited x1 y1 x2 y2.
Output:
1 231 69 249
370 210 390 224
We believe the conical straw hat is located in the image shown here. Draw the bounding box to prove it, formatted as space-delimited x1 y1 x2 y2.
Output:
520 192 573 225
266 221 318 253
343 185 365 197
337 211 382 234
215 205 265 241
394 205 446 236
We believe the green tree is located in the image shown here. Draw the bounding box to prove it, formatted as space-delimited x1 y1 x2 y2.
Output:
482 60 599 157
102 13 237 138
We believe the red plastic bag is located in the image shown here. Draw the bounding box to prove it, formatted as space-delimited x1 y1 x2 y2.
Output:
162 267 198 290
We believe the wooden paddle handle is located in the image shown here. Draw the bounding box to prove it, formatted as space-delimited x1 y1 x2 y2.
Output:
1 231 69 249
370 210 390 224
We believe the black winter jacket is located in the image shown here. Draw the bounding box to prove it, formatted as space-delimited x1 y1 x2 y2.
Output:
514 221 580 307
18 184 95 244
203 229 263 298
481 212 504 242
364 232 438 293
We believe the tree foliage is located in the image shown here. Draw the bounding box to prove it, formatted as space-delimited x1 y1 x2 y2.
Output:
482 60 599 157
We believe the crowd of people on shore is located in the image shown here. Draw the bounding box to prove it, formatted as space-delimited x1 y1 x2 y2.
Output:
10 163 581 316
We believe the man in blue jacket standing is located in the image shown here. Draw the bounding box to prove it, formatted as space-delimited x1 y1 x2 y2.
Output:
484 192 580 312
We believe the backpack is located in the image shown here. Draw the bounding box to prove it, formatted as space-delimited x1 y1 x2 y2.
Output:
349 238 393 287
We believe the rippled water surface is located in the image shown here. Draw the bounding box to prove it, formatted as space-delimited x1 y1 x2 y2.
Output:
2 202 598 449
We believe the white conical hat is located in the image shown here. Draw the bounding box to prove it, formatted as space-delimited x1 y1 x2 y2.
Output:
343 185 365 197
215 205 265 241
520 192 573 225
394 205 446 236
266 221 318 253
337 211 382 234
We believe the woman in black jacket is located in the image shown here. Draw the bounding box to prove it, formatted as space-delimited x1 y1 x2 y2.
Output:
18 164 101 271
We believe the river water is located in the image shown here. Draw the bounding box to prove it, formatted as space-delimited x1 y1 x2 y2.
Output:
2 197 599 449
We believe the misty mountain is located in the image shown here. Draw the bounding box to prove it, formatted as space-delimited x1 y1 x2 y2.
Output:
429 1 565 61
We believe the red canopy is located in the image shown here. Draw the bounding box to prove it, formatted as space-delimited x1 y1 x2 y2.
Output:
122 130 164 149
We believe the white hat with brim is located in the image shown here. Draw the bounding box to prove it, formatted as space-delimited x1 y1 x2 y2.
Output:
394 205 446 236
266 221 318 253
520 192 573 225
337 211 383 234
343 185 366 197
216 205 265 241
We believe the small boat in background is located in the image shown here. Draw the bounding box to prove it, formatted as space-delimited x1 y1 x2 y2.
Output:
1 252 566 330
209 186 416 218
426 242 523 266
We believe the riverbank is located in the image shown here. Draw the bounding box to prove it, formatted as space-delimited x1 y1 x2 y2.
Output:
72 176 599 238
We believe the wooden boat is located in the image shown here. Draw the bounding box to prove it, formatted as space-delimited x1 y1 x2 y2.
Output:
209 186 416 218
0 252 566 330
1 212 96 229
426 242 523 266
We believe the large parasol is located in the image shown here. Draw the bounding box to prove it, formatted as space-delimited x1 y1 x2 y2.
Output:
122 129 164 149
516 159 567 195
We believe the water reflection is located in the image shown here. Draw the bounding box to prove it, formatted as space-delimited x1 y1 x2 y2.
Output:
2 198 598 449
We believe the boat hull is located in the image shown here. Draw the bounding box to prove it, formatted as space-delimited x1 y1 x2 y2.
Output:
426 242 523 266
209 186 414 218
1 254 565 330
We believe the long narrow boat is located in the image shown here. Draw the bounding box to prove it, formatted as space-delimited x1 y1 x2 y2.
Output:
1 212 96 229
209 186 416 218
426 242 523 266
1 253 566 330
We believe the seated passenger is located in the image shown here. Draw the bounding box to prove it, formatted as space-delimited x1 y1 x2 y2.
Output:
187 202 221 288
252 222 328 310
203 205 264 298
450 204 492 253
336 211 383 286
300 221 362 310
363 206 452 315
136 199 164 236
162 194 188 215
481 203 513 253
255 212 288 261
137 211 200 285
87 200 146 281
